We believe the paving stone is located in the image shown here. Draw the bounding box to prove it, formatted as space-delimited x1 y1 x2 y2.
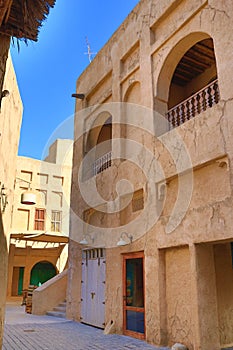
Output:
3 321 170 350
3 304 170 350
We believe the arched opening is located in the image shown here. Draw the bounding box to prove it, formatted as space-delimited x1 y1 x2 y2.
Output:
96 116 112 155
85 112 112 177
167 37 219 128
30 261 57 286
93 116 112 175
124 81 141 104
157 33 220 130
121 82 141 153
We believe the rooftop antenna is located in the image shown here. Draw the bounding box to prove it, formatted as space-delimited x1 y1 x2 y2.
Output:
84 36 96 63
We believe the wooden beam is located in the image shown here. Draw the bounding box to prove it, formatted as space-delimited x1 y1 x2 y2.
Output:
182 55 211 69
179 61 205 74
175 67 196 80
191 46 215 62
196 41 214 51
10 233 69 244
173 72 190 82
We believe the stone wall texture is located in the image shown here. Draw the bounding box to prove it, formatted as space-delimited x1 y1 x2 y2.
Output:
0 53 23 348
67 1 233 349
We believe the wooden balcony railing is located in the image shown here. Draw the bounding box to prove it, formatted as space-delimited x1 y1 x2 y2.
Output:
93 151 112 176
166 79 220 129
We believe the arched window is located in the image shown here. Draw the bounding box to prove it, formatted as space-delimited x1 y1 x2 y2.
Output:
94 116 112 175
84 113 112 179
157 34 219 130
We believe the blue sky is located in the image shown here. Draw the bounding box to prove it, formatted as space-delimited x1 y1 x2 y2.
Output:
10 0 139 160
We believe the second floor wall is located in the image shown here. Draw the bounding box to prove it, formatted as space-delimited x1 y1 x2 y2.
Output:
11 140 73 236
70 0 233 246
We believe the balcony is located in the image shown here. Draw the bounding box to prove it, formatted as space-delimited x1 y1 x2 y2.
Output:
166 79 220 130
93 151 112 176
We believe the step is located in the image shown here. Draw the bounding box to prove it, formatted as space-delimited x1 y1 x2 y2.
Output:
53 306 66 312
46 311 66 318
58 302 66 307
46 299 67 318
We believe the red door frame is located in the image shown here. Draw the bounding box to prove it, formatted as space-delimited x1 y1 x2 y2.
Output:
122 251 145 340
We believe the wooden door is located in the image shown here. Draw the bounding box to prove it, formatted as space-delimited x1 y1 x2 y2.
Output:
81 248 106 328
123 252 145 339
11 266 25 296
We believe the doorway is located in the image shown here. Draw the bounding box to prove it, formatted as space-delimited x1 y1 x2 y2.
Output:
30 261 56 286
11 266 24 296
123 252 145 339
81 248 106 328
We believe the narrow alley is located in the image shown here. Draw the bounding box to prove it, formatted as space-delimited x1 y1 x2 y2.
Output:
3 303 170 350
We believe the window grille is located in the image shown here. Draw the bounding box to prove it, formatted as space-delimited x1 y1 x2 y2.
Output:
82 248 105 260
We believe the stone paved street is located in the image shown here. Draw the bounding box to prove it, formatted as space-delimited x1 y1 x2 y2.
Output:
3 303 170 350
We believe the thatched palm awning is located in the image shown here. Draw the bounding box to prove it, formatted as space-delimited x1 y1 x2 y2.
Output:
0 0 56 41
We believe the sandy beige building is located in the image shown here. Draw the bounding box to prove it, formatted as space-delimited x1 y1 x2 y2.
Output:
7 139 73 298
0 2 56 347
0 54 23 347
67 1 233 349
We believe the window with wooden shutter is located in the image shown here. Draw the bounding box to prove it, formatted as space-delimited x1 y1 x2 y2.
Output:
132 189 144 212
34 209 45 230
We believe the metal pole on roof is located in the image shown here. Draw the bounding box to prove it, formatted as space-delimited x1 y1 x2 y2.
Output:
84 36 96 63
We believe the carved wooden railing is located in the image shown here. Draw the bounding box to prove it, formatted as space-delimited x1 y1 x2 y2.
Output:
166 79 220 129
93 151 112 175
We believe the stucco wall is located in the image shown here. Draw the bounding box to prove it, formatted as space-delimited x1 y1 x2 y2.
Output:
105 248 124 333
45 139 73 166
12 152 72 239
7 244 65 296
68 1 233 349
32 269 68 315
7 139 73 298
165 246 193 349
214 243 233 347
0 54 22 237
0 53 22 348
66 240 82 321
